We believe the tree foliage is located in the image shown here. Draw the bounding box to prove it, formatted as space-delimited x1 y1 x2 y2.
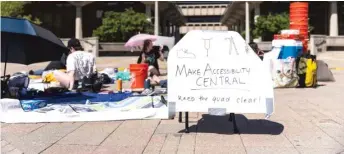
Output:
252 12 290 39
252 12 314 40
1 1 42 25
93 8 153 42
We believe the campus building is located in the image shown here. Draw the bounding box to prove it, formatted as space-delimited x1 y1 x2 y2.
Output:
21 1 185 56
23 1 185 39
221 1 344 41
177 1 229 37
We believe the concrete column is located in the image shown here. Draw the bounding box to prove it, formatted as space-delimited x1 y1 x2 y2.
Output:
253 3 262 42
239 20 244 33
329 1 338 36
145 4 152 22
170 24 172 36
161 20 166 36
245 2 250 43
75 6 83 39
170 24 173 36
172 25 175 37
175 26 181 43
227 25 231 30
166 21 170 36
154 1 159 35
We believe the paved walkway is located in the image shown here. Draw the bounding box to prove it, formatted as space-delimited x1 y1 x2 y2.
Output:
1 52 344 154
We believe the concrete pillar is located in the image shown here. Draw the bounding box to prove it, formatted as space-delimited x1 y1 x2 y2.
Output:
329 1 338 36
227 25 231 30
161 20 166 36
154 1 159 35
175 26 181 43
145 4 152 22
172 25 175 37
245 2 250 43
166 21 170 36
75 6 83 39
170 24 173 36
170 24 172 36
239 20 244 33
253 3 262 42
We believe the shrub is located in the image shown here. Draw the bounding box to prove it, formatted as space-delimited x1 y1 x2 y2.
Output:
92 8 153 42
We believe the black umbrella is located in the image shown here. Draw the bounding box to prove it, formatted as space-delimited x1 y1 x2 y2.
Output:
1 17 69 75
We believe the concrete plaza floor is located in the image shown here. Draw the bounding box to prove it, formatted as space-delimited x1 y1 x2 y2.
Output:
1 52 344 154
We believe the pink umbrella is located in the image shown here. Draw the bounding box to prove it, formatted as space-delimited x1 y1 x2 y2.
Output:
124 34 157 48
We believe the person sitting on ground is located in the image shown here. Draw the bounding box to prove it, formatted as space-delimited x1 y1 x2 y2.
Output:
142 75 167 95
137 39 165 77
54 38 97 91
44 52 68 71
161 45 170 60
249 42 264 60
29 52 68 76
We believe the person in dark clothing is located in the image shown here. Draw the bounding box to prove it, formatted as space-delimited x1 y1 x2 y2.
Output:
29 52 68 75
137 39 164 76
249 42 264 60
44 52 68 71
137 39 166 95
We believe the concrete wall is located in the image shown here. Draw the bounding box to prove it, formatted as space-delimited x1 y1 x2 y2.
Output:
310 35 344 54
99 42 140 53
256 42 273 51
309 35 327 55
257 35 344 55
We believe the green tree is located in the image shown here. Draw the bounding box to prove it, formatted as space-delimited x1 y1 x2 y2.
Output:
252 12 290 40
252 12 314 41
1 1 42 25
92 8 153 42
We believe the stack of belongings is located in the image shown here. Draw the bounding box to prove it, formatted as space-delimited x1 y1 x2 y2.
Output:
269 30 304 88
267 29 318 88
288 2 318 88
3 72 30 98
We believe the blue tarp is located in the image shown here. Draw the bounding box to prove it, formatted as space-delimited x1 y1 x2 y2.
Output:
21 92 133 105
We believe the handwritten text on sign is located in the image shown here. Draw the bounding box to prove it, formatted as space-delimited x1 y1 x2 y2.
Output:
174 63 260 104
177 95 261 104
175 63 251 88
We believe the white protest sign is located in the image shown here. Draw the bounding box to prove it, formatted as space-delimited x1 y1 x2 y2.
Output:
168 30 274 116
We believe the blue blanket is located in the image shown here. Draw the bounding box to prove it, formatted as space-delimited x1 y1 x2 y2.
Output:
21 92 133 105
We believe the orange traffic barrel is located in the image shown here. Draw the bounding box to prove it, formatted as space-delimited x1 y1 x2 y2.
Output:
290 2 309 9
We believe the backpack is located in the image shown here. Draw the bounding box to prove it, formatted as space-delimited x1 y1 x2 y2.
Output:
296 54 317 88
77 73 103 93
6 73 30 98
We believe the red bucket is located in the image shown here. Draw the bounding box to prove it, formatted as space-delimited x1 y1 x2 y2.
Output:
129 64 148 91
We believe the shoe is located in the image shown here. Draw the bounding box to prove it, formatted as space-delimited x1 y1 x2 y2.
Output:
141 89 153 95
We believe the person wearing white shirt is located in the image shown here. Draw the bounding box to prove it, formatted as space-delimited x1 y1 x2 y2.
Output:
54 38 96 90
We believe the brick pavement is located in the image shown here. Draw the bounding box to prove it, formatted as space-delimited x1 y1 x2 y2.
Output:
1 52 344 154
